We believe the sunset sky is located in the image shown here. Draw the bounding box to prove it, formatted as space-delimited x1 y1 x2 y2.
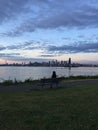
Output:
0 0 98 64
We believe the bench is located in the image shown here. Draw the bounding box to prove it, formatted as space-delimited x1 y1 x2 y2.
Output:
40 77 63 88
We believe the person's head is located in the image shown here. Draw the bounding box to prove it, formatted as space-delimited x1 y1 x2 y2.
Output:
52 71 56 78
53 71 56 74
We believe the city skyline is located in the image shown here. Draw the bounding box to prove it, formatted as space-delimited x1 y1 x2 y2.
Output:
0 0 98 64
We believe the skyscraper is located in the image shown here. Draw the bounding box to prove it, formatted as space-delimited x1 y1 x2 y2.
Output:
68 58 71 66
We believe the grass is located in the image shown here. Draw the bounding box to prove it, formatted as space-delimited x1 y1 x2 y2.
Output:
0 75 98 86
0 84 98 130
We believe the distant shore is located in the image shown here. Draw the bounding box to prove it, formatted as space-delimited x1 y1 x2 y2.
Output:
0 62 98 67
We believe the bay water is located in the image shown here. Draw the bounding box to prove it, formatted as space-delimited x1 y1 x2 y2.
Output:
0 66 98 82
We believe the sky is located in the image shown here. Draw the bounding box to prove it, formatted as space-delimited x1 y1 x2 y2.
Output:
0 0 98 64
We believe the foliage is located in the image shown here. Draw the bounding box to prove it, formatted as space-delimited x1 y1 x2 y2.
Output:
0 75 98 86
66 75 98 80
1 80 14 86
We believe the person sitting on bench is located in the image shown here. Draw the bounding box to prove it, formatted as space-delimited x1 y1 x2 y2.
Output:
51 71 58 88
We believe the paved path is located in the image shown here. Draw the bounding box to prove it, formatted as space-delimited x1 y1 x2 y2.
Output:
0 79 98 92
61 79 98 87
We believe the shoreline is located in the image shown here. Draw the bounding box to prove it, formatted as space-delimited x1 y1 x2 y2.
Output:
0 78 98 92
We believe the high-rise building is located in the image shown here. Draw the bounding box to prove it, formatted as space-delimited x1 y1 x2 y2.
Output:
68 58 71 66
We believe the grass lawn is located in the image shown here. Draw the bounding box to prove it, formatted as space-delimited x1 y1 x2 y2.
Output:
0 84 98 130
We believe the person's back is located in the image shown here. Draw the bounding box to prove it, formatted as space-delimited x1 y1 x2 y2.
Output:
52 71 56 79
51 71 57 88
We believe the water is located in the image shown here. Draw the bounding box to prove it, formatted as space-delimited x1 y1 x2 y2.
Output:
0 66 98 82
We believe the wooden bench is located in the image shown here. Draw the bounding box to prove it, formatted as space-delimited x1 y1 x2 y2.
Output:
40 77 63 88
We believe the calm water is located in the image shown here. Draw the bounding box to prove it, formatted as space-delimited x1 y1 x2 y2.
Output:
0 66 98 82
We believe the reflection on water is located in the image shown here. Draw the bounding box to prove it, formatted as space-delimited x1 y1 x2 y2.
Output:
68 67 71 77
0 66 98 82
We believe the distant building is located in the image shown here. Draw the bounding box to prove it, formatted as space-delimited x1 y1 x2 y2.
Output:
68 58 71 66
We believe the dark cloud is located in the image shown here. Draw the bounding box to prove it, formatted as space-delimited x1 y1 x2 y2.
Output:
0 46 6 50
1 0 98 36
1 39 98 55
0 0 98 62
0 0 30 23
40 53 60 57
0 53 20 59
47 42 98 54
0 0 50 24
0 40 45 51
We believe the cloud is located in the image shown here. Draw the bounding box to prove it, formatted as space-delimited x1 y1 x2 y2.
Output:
1 0 98 36
1 39 98 56
0 46 6 51
0 55 49 62
0 53 20 60
0 0 50 24
0 40 45 51
40 53 61 57
0 0 29 23
46 41 98 54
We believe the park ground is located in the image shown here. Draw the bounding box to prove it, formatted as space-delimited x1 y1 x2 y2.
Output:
0 79 98 130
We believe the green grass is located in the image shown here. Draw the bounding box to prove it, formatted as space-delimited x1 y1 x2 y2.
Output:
1 75 98 86
0 84 98 130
